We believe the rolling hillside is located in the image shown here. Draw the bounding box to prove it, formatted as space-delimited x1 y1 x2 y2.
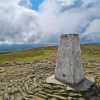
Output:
0 45 100 100
0 45 100 64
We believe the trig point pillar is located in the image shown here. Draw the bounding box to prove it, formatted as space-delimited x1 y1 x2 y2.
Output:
55 34 85 85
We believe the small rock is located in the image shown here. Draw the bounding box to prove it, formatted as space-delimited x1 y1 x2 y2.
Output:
0 96 3 100
92 86 97 91
97 93 100 97
67 97 72 100
78 98 85 100
90 96 98 100
50 98 58 100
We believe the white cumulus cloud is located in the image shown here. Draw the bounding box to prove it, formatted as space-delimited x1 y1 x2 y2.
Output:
0 0 100 44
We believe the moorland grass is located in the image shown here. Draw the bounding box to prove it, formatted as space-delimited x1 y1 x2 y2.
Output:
0 45 99 64
0 46 57 64
81 45 100 59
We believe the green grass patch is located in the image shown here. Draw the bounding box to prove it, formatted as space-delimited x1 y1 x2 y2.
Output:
0 46 57 64
81 45 100 59
0 45 100 64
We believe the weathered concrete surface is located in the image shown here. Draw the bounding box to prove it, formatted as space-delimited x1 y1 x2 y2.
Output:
46 75 95 91
55 34 85 85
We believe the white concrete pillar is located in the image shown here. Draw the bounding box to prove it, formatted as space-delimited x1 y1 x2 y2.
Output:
55 34 85 85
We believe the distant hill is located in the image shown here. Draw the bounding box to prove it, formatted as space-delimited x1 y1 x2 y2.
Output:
82 43 100 45
0 44 56 52
0 43 99 53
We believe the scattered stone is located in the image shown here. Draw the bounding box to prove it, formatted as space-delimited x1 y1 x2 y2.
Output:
90 96 99 100
67 97 72 100
50 98 58 100
97 93 100 97
0 96 3 100
78 98 85 100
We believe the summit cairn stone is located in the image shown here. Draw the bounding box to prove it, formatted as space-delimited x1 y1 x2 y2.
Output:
55 34 85 85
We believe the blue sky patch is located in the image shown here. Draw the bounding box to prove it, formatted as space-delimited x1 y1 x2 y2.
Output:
18 0 43 10
30 0 43 10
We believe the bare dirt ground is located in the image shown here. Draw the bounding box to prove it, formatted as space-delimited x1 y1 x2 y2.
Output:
0 51 100 100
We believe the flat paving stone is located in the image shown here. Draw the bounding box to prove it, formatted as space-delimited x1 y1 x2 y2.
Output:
46 75 95 91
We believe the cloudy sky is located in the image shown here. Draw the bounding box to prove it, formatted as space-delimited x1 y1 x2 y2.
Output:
0 0 100 44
